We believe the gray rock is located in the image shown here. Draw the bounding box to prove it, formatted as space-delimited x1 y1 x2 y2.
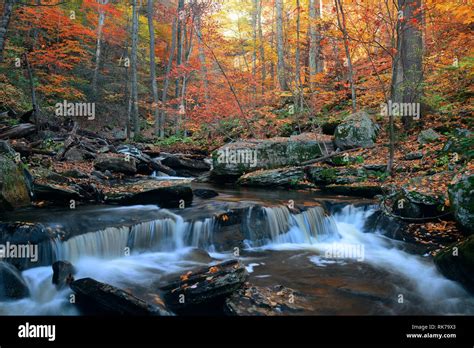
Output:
94 156 137 175
449 173 474 234
417 128 440 144
0 261 30 300
404 152 423 160
238 167 305 187
52 260 76 289
334 111 379 150
0 154 31 210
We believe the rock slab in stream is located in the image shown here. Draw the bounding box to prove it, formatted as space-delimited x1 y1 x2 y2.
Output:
238 167 305 187
160 260 248 313
0 261 30 300
334 111 379 150
225 284 311 316
94 156 137 175
70 277 172 315
434 235 474 293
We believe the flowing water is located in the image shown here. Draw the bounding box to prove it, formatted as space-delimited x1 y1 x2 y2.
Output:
1 187 473 315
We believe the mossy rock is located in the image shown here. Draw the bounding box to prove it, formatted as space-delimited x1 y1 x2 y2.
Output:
449 173 474 234
334 111 379 150
434 235 474 293
0 155 30 210
417 128 440 144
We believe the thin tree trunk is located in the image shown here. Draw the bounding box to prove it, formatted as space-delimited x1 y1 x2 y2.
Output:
309 0 323 90
196 16 209 103
131 0 140 136
295 0 303 109
160 17 178 138
251 0 258 104
257 0 265 95
175 0 185 99
92 8 105 97
23 53 39 131
275 0 288 91
335 0 356 112
0 0 15 63
147 0 160 136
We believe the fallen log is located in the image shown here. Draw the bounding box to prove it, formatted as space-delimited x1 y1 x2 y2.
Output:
0 123 36 140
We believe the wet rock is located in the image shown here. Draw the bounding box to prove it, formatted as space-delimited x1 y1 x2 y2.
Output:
449 173 473 234
305 167 364 186
434 235 474 293
161 153 211 174
193 189 219 199
417 128 440 144
104 179 193 208
52 260 76 289
238 167 305 187
0 261 30 300
334 111 379 150
321 184 383 198
0 154 31 210
182 248 213 263
391 187 446 219
160 260 248 314
117 145 176 176
225 284 311 316
70 277 172 315
33 182 82 203
404 152 423 160
94 156 137 175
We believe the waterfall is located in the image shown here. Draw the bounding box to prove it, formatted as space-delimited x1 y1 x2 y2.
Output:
48 211 217 263
244 205 339 247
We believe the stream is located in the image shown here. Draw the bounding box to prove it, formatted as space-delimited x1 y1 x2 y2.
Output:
1 184 473 315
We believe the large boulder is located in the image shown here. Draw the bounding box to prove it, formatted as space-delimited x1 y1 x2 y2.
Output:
52 261 76 290
449 173 474 234
305 167 365 186
238 167 305 187
117 145 176 176
434 235 474 293
0 261 30 300
94 156 137 175
0 154 31 210
211 133 332 180
334 111 379 150
70 277 171 315
161 153 211 177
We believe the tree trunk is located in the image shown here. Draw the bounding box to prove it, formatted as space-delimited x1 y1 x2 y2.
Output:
251 0 258 104
392 0 423 128
0 0 15 63
275 0 288 91
175 0 185 99
131 0 140 136
160 17 178 138
309 0 323 90
295 0 303 109
23 53 39 131
195 16 209 103
335 0 356 112
257 0 265 95
147 0 160 136
92 9 106 97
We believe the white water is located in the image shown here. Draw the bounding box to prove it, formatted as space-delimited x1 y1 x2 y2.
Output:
1 204 472 315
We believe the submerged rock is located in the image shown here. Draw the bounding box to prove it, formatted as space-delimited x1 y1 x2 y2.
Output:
193 188 219 199
334 111 379 150
449 173 474 234
0 261 30 300
225 284 312 316
434 235 474 293
70 277 172 315
160 260 248 314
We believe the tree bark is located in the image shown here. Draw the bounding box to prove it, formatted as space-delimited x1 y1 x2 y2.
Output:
147 0 160 136
175 0 185 99
92 8 105 97
195 16 209 103
309 0 323 90
392 0 423 129
0 0 15 63
335 0 356 112
257 0 265 95
275 0 288 91
23 53 39 131
131 0 140 136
